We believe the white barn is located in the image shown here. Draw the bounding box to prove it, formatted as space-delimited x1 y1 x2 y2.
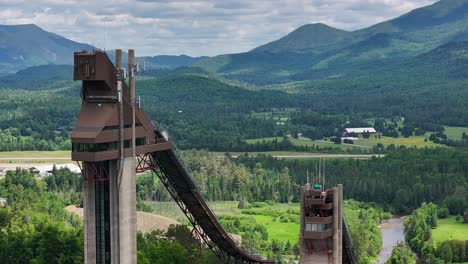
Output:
343 127 377 136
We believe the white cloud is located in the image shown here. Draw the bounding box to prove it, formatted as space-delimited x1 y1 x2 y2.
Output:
0 0 438 56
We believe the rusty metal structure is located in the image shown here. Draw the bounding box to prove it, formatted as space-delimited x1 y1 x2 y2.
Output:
72 50 274 264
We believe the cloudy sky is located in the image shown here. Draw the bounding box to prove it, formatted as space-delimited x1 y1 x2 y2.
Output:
0 0 437 56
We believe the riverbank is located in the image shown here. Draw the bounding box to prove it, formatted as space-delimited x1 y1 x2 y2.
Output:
375 216 405 264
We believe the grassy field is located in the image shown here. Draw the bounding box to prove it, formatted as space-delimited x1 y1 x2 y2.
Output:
244 137 368 151
240 203 300 243
355 135 443 148
444 126 468 140
244 135 444 150
0 151 71 164
145 201 369 245
432 216 468 245
250 108 297 121
0 151 70 158
146 200 300 243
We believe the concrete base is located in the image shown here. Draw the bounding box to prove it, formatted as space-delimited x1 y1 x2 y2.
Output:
84 180 96 264
110 160 120 264
83 158 137 264
118 157 137 264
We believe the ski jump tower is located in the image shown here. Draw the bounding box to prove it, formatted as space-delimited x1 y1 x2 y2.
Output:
299 179 344 263
72 49 172 264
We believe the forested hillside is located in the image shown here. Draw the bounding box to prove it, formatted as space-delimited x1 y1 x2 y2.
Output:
2 67 468 152
0 24 92 75
196 0 468 85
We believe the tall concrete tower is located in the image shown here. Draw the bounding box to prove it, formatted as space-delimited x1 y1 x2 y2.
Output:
71 50 153 264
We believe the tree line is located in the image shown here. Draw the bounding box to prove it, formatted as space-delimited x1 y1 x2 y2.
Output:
234 148 468 214
404 203 468 263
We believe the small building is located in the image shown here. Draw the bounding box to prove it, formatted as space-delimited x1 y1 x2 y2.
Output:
29 167 40 174
342 127 377 137
0 197 7 207
341 137 359 141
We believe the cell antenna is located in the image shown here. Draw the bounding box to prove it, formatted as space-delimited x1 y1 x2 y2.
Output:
323 159 326 190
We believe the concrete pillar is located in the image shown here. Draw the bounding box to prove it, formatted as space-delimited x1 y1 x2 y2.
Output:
118 48 137 264
109 160 120 264
299 186 305 259
338 184 343 263
333 187 339 264
119 157 137 264
128 49 136 160
116 49 122 71
84 178 96 264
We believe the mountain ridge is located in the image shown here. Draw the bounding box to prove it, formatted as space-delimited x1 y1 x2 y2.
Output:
252 23 351 53
0 24 209 75
0 24 93 75
195 0 468 84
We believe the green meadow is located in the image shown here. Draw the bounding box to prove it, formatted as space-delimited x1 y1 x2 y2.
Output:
444 126 468 140
355 135 443 148
244 135 444 151
432 216 468 245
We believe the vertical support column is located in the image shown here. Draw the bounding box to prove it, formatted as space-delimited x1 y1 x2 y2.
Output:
111 49 123 264
338 184 343 263
128 49 136 160
118 49 137 264
84 178 96 264
333 187 339 264
109 160 120 263
299 186 305 260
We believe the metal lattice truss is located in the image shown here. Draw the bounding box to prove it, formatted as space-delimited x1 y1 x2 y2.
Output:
78 161 110 182
136 153 157 173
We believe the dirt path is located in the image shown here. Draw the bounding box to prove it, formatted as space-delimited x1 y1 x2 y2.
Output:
65 205 181 233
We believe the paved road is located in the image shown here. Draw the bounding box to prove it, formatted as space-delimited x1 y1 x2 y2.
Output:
231 154 384 159
0 157 70 160
0 153 384 162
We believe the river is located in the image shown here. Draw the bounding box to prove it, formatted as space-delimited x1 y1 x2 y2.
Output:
374 216 405 264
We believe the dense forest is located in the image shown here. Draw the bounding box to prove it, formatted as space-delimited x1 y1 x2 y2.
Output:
1 150 397 263
2 72 467 152
2 148 466 263
234 148 468 214
0 168 220 264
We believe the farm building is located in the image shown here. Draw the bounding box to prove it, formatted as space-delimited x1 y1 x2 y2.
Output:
343 127 377 136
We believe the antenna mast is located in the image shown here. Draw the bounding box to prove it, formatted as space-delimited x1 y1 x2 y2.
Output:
323 159 326 190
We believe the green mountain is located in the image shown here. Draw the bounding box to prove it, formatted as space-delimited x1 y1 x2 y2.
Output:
0 24 93 75
105 50 208 70
196 0 468 85
0 64 74 90
252 23 351 53
0 24 208 76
